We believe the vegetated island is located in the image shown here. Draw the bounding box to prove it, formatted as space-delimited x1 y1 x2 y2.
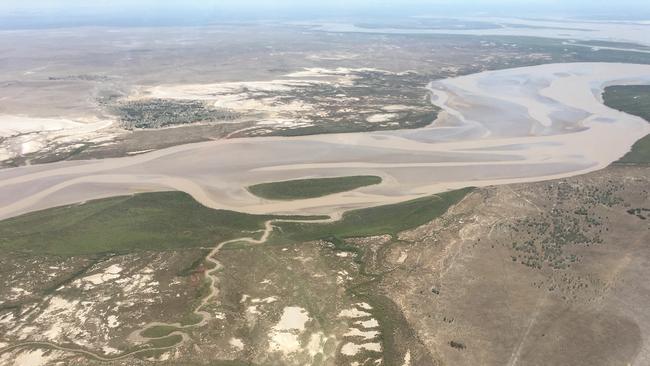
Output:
247 175 383 201
603 85 650 164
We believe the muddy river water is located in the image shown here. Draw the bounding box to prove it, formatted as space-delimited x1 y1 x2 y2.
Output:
1 62 649 219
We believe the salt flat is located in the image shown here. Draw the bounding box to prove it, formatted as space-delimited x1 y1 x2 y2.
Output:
0 115 116 162
309 17 650 48
0 62 649 220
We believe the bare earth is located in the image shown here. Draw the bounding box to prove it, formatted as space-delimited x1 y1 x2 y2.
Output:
384 164 650 366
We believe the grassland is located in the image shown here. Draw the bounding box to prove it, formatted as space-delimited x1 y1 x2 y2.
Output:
0 192 305 256
247 175 382 200
603 85 650 164
147 334 183 348
140 325 181 339
0 187 471 257
270 187 473 243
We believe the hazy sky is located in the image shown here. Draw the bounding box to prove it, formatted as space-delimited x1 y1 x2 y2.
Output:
3 0 647 10
1 0 649 28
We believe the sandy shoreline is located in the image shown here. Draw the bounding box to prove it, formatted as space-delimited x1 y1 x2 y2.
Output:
0 62 649 220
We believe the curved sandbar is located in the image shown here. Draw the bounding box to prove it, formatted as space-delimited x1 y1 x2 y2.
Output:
0 62 649 220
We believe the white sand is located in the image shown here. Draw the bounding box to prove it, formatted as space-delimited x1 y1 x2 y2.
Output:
144 79 325 102
102 346 120 355
402 350 412 366
268 332 301 354
0 313 15 325
8 287 31 301
396 251 408 264
0 115 116 161
229 337 245 350
268 306 311 354
339 308 372 318
345 328 380 340
107 315 119 328
76 264 123 286
356 303 373 310
12 349 62 366
356 319 380 328
366 113 398 123
284 67 387 78
382 105 412 112
307 332 326 356
274 306 310 331
340 342 382 356
251 296 278 304
0 116 83 137
138 67 396 126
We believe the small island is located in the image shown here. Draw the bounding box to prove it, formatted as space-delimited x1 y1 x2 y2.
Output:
248 175 383 200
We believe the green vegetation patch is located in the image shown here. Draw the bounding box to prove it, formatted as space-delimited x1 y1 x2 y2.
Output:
602 85 650 164
0 192 313 256
248 175 382 200
273 187 473 243
618 135 650 164
146 334 183 349
0 187 471 257
141 325 181 339
603 85 650 121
